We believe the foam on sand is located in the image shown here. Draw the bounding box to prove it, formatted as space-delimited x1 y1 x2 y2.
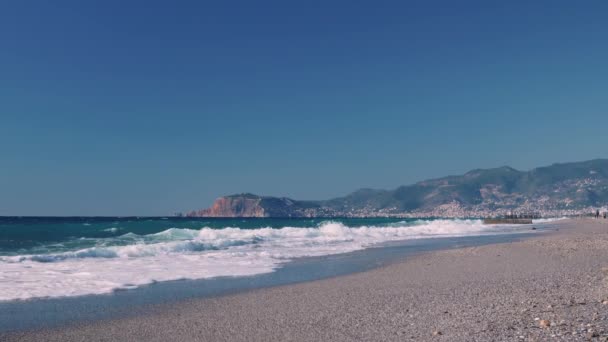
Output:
0 219 558 301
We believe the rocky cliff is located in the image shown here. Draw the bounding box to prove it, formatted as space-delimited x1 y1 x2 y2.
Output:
187 194 266 217
187 193 323 218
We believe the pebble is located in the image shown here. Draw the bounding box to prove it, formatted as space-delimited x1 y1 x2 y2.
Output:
539 320 551 328
585 330 599 339
432 330 442 336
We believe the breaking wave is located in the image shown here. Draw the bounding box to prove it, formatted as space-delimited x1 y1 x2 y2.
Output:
0 219 549 301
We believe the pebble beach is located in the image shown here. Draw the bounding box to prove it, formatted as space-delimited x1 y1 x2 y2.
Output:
3 218 608 341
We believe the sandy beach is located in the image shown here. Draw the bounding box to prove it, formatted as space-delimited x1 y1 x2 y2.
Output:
3 218 608 341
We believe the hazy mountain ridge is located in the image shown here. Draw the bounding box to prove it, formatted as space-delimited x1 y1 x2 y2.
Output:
187 159 608 217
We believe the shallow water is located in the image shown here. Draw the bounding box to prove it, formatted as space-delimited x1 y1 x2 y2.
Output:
0 225 555 332
0 217 547 302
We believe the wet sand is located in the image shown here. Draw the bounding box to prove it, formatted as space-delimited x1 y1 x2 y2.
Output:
3 219 608 341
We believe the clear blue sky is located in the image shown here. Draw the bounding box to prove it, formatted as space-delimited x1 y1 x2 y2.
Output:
1 1 607 216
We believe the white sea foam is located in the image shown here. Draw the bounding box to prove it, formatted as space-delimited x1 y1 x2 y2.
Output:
532 217 567 224
0 219 549 301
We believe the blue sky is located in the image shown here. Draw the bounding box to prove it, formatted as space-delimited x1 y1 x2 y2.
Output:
1 1 607 215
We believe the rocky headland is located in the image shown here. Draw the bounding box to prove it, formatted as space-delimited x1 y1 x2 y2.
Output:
186 159 608 218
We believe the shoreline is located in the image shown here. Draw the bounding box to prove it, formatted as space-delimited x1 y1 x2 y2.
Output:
0 230 538 332
0 217 525 303
3 219 608 341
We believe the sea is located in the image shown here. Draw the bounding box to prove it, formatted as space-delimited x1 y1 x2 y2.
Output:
0 216 559 304
0 216 568 331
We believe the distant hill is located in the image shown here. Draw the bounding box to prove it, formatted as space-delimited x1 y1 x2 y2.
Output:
186 193 322 218
186 159 608 217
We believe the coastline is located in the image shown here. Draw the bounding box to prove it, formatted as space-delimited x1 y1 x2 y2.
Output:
3 219 608 341
0 230 535 332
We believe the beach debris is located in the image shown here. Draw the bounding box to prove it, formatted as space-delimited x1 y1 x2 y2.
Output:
432 330 442 336
539 319 551 328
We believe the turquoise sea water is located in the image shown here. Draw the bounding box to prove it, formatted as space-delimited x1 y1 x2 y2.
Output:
0 216 561 332
0 217 431 255
0 216 541 302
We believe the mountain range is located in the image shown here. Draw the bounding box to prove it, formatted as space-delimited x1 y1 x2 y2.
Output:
186 159 608 218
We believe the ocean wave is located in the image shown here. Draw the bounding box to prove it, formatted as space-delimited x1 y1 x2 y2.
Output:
532 217 567 224
0 219 538 301
17 219 490 262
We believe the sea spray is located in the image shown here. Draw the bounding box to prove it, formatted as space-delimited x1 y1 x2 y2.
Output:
0 218 561 301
